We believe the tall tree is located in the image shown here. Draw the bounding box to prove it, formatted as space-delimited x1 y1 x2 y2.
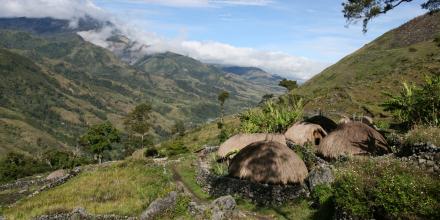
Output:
124 102 153 149
79 122 120 164
342 0 440 32
279 79 298 92
218 91 230 126
172 120 186 137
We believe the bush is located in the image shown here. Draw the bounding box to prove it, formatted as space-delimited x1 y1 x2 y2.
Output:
333 159 440 219
42 149 90 169
434 34 440 47
144 148 159 157
239 95 303 133
404 125 440 146
382 75 440 127
160 139 189 156
408 47 417 52
312 184 334 206
0 152 50 183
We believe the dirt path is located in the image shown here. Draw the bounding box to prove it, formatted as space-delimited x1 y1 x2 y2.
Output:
171 165 204 204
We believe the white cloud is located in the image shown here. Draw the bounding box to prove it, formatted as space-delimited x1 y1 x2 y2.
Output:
113 0 274 7
0 0 328 81
0 0 110 25
79 27 328 81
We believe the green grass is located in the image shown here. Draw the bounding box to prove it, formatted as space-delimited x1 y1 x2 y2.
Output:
174 156 210 200
4 160 175 219
332 158 440 219
235 197 330 220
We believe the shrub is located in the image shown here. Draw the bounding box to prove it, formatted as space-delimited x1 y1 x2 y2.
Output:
209 154 228 176
239 95 303 133
434 34 440 47
0 152 50 183
333 159 440 219
408 47 417 52
404 125 440 146
144 148 159 157
160 139 189 156
42 149 90 169
382 75 440 127
312 184 334 206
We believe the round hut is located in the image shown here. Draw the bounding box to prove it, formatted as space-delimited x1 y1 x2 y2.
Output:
217 133 286 159
228 141 308 185
284 122 327 146
316 122 390 159
304 115 338 133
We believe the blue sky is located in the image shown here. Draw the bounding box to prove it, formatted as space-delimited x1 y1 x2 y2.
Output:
93 0 426 63
0 0 428 80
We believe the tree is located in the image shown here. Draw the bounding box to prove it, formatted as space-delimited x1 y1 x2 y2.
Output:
259 93 274 105
342 0 440 33
218 91 230 126
172 120 186 137
124 102 153 149
79 122 120 163
279 79 298 92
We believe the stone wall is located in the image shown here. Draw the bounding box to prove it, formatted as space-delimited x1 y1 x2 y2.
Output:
196 146 309 206
398 143 440 174
35 207 136 220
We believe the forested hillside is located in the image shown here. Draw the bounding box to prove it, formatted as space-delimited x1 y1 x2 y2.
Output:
0 19 283 155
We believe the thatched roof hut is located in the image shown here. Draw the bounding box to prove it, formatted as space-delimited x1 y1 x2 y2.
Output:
339 115 374 127
228 141 308 185
217 133 286 159
316 122 390 159
284 122 327 146
304 115 338 133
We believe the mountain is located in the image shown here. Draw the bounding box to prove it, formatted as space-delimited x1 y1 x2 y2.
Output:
0 16 107 34
297 12 440 118
219 66 284 93
0 17 283 155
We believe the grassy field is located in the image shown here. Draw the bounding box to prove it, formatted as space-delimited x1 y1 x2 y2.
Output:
3 160 175 219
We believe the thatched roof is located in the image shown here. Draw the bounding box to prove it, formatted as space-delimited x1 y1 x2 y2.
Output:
339 116 374 127
316 122 390 159
304 115 338 133
229 141 308 185
217 133 286 159
284 122 327 146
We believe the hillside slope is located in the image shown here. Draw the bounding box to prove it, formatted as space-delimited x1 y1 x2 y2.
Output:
298 12 440 118
0 25 282 155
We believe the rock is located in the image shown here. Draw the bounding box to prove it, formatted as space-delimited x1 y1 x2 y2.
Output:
210 195 236 220
46 169 67 180
188 201 207 216
418 158 426 164
211 195 236 211
0 216 4 220
307 165 334 191
426 160 435 167
140 191 178 220
71 207 88 219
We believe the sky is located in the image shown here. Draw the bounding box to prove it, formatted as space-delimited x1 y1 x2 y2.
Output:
0 0 428 81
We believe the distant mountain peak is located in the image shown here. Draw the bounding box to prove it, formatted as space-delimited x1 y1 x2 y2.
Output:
0 16 108 34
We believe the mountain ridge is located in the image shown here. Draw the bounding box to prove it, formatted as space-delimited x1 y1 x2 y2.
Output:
0 18 283 155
